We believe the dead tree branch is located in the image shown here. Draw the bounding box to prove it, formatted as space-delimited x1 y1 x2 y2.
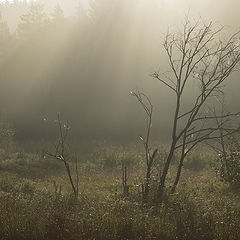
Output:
46 114 78 197
131 91 158 201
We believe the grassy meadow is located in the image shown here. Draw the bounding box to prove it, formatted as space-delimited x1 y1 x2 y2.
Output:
0 141 239 240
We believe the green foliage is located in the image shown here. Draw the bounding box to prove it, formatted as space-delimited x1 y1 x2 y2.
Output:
216 135 240 189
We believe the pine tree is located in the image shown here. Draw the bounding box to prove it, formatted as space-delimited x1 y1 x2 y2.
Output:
0 12 11 59
51 3 64 21
17 3 48 40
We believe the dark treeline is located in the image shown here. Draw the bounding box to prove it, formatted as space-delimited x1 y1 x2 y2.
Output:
0 0 239 142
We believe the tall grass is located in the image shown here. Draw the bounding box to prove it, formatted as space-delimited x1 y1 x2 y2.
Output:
0 143 239 240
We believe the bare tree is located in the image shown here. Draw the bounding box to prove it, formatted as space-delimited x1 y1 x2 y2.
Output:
46 114 78 197
131 91 158 201
151 19 240 197
121 163 129 196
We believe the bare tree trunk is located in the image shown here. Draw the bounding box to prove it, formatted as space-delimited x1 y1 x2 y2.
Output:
122 165 128 196
64 161 77 197
158 96 180 197
143 165 151 201
171 154 184 194
158 144 175 197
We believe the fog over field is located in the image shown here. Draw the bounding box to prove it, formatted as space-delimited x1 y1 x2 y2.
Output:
1 2 240 239
0 0 240 142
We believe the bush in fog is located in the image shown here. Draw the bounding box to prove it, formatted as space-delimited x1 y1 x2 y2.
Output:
216 135 240 188
0 113 15 151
